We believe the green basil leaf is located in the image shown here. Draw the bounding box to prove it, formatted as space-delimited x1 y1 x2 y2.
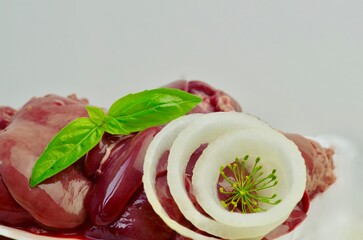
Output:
102 116 129 135
107 88 201 133
30 87 201 187
30 118 104 188
86 105 107 124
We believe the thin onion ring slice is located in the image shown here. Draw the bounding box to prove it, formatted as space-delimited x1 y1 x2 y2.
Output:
144 112 306 239
192 128 306 236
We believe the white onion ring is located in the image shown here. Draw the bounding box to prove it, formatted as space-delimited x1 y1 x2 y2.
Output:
192 128 306 238
143 114 216 240
143 112 306 239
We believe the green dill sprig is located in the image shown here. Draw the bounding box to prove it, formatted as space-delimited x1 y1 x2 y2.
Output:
219 155 282 213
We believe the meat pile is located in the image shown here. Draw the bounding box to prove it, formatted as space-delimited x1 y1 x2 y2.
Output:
0 80 335 240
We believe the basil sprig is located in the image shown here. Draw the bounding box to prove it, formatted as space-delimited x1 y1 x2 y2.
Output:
30 88 201 188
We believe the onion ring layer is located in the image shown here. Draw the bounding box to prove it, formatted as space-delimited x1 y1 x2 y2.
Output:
143 112 306 239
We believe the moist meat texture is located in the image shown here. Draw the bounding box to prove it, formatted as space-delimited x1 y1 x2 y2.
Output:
0 95 91 229
285 133 336 199
0 80 336 239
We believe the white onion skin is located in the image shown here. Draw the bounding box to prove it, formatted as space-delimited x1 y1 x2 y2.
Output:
143 112 306 240
143 114 216 240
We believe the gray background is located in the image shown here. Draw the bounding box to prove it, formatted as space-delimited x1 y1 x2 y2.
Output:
1 1 362 239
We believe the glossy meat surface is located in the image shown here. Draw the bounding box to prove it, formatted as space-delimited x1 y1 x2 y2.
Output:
85 127 161 226
0 106 16 130
285 133 336 199
0 95 91 229
85 190 175 240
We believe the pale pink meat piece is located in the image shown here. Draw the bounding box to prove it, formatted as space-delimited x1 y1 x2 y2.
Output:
0 95 91 229
0 106 16 130
0 175 34 226
0 106 34 226
164 80 242 113
285 133 336 199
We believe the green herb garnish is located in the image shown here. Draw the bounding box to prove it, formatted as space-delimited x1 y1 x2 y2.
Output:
29 88 201 188
219 155 281 213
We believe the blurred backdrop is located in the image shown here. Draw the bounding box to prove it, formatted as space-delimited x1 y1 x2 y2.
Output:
1 1 362 145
